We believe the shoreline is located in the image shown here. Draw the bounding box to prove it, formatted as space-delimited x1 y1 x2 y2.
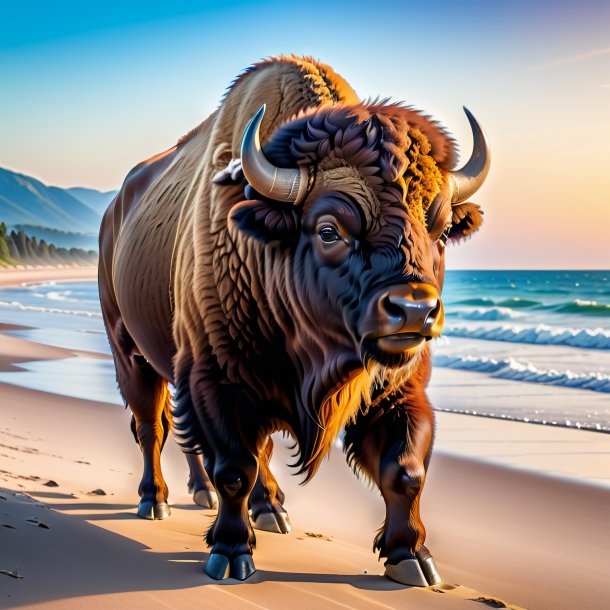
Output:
435 406 609 435
0 265 98 289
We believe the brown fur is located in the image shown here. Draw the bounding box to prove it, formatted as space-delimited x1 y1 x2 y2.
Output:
99 55 486 573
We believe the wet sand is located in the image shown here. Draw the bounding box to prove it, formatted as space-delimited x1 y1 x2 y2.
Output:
0 267 608 609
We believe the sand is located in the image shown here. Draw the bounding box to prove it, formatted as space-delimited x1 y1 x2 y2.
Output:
0 267 608 609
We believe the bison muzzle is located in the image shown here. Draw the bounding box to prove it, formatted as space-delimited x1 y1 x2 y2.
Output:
98 55 490 585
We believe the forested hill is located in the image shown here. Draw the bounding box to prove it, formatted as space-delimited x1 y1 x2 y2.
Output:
0 222 97 267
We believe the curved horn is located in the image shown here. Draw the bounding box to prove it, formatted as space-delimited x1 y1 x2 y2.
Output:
240 104 309 205
449 107 491 203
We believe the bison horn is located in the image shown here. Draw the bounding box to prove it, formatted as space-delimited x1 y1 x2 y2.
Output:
449 107 491 203
241 104 309 205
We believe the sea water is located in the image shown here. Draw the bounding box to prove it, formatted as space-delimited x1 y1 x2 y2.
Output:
0 272 608 431
0 279 118 403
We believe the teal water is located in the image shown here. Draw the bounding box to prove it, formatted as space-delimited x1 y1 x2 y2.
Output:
0 272 608 431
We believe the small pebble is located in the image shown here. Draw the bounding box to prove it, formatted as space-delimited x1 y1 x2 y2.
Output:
44 480 59 487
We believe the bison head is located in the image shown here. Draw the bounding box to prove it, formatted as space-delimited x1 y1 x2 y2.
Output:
226 103 489 376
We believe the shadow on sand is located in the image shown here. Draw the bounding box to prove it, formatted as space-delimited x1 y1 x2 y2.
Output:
3 491 410 609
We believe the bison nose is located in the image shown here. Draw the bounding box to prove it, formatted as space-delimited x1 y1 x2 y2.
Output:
377 283 444 339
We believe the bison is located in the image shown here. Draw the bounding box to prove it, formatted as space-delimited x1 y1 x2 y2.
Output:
98 55 490 585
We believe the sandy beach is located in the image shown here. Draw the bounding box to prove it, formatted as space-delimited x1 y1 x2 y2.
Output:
1 267 609 610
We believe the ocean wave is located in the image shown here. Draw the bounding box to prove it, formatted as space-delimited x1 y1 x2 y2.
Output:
496 297 541 308
522 287 572 295
451 298 495 306
551 299 610 317
433 354 610 393
445 323 610 350
0 300 102 318
450 307 525 321
448 296 610 317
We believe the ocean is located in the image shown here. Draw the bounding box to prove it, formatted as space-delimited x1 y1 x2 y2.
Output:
0 271 608 432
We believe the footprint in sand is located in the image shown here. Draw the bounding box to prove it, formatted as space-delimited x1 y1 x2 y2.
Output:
25 517 49 529
430 584 524 610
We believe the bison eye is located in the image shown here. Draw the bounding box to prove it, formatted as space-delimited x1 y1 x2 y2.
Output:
319 225 342 243
437 225 451 245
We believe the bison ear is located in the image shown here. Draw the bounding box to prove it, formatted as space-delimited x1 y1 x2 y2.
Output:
447 201 484 244
229 199 301 244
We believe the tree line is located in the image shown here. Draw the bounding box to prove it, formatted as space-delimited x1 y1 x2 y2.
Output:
0 222 97 267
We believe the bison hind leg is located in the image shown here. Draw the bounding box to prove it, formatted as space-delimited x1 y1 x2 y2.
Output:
185 453 218 509
105 314 172 521
249 436 291 534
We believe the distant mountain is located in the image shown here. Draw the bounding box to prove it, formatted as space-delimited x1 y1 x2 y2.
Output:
0 167 116 235
66 186 117 216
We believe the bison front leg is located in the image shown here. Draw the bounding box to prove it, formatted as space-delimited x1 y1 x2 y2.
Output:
204 447 258 581
249 436 291 534
343 392 442 587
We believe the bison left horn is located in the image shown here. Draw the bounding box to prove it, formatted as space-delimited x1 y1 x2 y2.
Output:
241 104 309 205
449 107 491 203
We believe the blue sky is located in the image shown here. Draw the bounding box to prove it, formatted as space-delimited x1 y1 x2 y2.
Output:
1 1 608 268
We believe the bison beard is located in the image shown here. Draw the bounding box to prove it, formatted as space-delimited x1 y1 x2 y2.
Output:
98 54 489 585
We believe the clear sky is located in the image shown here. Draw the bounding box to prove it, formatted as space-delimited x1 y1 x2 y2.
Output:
1 0 608 269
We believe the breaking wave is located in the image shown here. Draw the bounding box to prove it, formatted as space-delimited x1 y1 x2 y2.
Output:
552 300 610 317
450 307 525 321
46 290 75 302
433 354 610 393
449 297 610 317
444 323 610 350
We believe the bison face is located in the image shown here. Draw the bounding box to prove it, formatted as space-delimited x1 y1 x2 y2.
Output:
229 103 489 371
297 187 448 369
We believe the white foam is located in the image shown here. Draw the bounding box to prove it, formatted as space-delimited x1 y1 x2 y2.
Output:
46 290 75 302
433 354 610 393
445 323 610 350
0 299 102 318
453 307 525 321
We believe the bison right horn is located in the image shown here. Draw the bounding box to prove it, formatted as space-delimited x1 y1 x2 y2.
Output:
448 107 491 204
241 104 309 205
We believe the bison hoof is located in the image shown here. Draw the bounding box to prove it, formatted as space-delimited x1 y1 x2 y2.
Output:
205 553 256 581
384 547 441 587
137 500 171 520
193 489 218 510
231 553 256 580
252 510 291 534
205 553 230 580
